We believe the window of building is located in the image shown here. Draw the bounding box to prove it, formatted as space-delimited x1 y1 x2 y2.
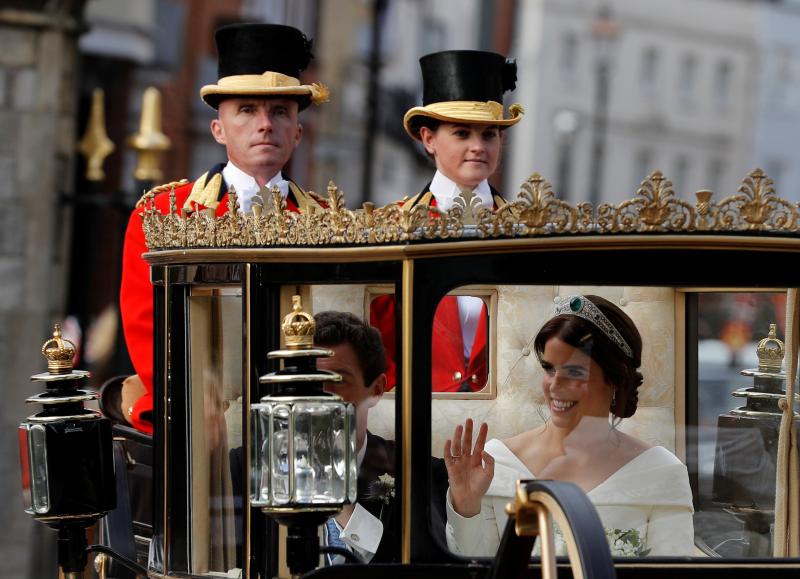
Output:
765 159 785 194
706 158 725 194
713 59 733 112
678 53 698 107
640 46 659 97
634 148 654 188
559 31 579 86
674 154 690 195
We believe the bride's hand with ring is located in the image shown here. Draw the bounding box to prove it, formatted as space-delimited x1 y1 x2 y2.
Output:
444 418 494 518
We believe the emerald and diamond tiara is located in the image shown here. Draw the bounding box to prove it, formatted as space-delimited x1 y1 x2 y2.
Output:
554 295 634 359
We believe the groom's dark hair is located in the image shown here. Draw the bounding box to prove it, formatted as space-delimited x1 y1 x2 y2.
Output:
315 311 387 387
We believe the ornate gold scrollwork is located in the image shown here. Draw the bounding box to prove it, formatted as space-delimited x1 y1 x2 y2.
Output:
141 168 800 250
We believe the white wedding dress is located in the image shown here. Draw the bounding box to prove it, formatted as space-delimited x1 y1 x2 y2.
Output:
446 439 695 557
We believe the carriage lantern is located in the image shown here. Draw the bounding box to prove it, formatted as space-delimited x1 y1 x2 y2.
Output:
18 325 115 578
251 296 357 574
713 323 790 555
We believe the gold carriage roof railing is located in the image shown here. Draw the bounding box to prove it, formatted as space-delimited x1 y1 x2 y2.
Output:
141 168 799 250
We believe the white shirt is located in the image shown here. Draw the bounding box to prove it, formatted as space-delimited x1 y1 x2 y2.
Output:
327 435 384 563
428 170 493 211
457 295 485 359
221 161 288 214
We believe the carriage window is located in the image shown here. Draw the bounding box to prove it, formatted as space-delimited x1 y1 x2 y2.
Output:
188 288 243 575
366 285 497 398
431 285 794 561
690 291 787 558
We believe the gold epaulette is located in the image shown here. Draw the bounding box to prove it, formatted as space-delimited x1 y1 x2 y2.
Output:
306 190 328 207
288 181 327 212
135 179 190 208
402 191 434 210
182 171 224 212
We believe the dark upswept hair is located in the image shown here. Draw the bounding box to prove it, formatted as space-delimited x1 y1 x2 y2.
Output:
532 295 643 419
314 311 387 387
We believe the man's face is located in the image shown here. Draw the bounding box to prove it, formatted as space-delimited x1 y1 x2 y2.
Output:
317 342 385 411
210 97 302 181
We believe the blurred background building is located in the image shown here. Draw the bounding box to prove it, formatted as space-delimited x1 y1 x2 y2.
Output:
3 0 800 575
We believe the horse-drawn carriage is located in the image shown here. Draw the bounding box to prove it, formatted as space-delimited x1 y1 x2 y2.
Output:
20 169 800 578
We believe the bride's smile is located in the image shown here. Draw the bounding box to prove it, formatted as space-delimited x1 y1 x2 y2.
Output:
540 337 614 430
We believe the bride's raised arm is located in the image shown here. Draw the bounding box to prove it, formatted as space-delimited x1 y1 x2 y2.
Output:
443 418 495 518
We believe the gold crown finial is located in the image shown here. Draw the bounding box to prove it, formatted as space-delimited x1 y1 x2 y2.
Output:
757 323 784 372
41 324 76 374
281 295 315 350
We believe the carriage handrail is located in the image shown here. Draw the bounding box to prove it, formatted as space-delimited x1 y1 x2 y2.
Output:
491 480 616 579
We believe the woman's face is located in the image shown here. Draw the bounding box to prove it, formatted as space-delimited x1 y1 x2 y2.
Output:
539 337 614 431
419 123 501 189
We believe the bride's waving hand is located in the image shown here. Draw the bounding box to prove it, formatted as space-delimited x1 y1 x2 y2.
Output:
444 418 495 517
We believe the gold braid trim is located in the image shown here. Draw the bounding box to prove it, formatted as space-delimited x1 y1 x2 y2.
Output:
135 179 189 208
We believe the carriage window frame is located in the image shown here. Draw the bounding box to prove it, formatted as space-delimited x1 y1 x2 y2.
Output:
186 284 246 575
679 286 789 559
365 284 499 400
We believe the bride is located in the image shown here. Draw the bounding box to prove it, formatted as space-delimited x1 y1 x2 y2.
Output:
444 295 694 557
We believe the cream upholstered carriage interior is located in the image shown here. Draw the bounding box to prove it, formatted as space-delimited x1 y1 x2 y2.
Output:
310 284 682 459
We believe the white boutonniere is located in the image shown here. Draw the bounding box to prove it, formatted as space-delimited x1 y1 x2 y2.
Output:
367 473 395 519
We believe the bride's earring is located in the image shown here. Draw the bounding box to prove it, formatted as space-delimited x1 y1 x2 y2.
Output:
610 388 617 412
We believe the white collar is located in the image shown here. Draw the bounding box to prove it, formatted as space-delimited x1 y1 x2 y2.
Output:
222 161 288 213
428 170 493 211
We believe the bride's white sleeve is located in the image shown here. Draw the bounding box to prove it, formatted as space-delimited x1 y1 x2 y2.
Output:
644 506 695 556
444 487 501 557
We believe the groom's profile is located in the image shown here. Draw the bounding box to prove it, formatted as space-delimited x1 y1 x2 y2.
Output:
315 311 397 563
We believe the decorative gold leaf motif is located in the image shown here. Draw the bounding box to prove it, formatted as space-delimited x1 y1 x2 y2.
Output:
716 168 797 232
140 170 800 250
597 171 695 233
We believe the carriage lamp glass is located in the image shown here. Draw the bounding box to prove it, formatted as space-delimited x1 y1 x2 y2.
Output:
250 296 358 511
19 423 50 514
251 397 357 506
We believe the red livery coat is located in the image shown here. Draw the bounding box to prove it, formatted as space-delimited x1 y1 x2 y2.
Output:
119 165 319 433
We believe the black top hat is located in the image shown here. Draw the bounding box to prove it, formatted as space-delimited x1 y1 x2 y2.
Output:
403 50 523 139
200 23 329 110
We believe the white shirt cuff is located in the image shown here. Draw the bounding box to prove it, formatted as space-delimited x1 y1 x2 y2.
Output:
340 502 384 561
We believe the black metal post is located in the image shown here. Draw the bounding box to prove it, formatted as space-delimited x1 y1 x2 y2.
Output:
359 0 388 206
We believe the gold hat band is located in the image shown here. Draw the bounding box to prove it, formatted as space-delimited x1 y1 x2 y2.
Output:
403 100 524 139
218 71 301 90
200 71 330 106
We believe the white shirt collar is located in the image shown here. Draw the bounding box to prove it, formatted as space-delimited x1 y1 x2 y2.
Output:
221 161 288 213
428 170 493 211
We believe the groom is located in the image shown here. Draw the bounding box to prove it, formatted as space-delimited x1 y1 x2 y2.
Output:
314 311 397 563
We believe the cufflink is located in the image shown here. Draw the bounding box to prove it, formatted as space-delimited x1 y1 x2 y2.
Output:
351 533 360 543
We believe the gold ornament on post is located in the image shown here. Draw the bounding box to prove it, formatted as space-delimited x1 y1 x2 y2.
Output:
127 87 171 182
77 89 115 182
281 295 315 350
40 324 76 374
757 323 785 373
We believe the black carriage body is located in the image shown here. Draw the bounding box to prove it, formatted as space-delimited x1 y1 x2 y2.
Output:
142 234 800 579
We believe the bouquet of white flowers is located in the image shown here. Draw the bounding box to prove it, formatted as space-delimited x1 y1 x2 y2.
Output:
533 526 650 558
